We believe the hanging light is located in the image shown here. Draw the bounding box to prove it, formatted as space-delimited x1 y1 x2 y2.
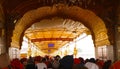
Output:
73 40 78 58
64 46 68 56
27 41 31 57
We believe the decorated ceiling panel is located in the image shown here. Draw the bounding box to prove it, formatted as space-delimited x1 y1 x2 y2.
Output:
24 17 89 54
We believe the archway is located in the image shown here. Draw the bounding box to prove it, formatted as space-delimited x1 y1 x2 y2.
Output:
11 4 110 50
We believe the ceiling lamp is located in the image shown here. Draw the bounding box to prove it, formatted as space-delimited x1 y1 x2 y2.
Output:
73 41 78 58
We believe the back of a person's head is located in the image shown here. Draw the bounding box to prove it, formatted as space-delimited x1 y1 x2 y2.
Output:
89 58 96 63
20 58 27 64
42 58 47 62
85 59 89 63
54 55 61 61
60 55 73 69
79 57 84 63
34 56 41 63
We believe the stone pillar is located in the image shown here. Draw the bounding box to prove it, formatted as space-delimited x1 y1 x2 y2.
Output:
95 46 107 61
115 25 120 60
10 38 20 59
106 45 114 61
0 4 6 55
0 4 10 68
0 37 6 54
95 45 114 61
114 4 120 60
95 47 98 59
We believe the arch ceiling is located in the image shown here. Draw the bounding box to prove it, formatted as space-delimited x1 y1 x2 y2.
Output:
11 4 110 53
25 17 89 53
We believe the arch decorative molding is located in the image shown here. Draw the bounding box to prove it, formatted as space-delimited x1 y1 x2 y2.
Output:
11 4 110 48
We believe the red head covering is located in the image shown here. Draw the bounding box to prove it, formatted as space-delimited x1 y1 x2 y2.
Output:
74 58 80 64
10 58 23 69
96 60 104 69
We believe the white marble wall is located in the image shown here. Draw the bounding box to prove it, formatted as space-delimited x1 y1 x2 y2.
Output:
106 45 114 61
9 47 20 60
95 45 114 61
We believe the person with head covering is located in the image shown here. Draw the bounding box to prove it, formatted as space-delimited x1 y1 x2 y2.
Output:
73 58 88 69
73 58 80 69
109 60 120 69
96 59 104 69
34 56 47 69
85 58 99 69
10 58 24 69
74 58 81 64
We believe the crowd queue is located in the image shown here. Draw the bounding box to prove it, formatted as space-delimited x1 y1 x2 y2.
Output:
1 55 120 69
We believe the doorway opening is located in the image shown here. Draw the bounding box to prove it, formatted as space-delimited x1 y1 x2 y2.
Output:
20 18 95 59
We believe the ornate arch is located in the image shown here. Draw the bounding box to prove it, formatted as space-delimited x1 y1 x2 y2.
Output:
11 4 110 48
